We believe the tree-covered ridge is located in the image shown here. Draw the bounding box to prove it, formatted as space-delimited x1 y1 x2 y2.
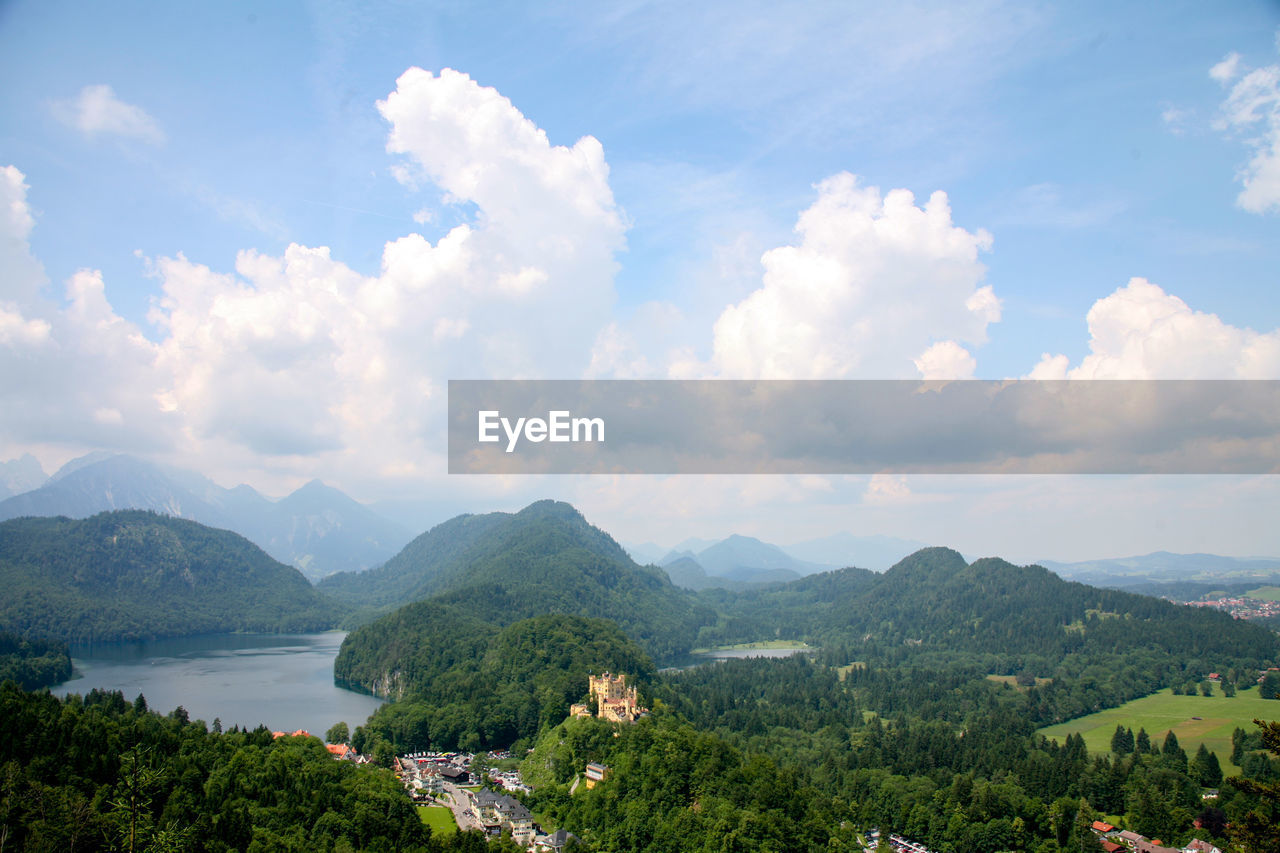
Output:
326 500 711 661
318 510 512 609
0 511 340 642
0 682 500 852
0 630 71 689
518 698 1280 853
700 547 1279 662
343 613 654 754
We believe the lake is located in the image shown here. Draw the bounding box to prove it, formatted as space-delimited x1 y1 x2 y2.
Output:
51 632 384 737
660 646 813 671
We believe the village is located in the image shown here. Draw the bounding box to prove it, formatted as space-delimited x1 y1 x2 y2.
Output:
1181 594 1280 624
311 671 646 850
302 671 1245 853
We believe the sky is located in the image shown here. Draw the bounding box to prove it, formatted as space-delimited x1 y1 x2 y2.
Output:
1 0 1279 563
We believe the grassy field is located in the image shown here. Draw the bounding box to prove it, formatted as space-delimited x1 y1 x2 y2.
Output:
417 806 457 836
1246 585 1280 602
1037 686 1280 775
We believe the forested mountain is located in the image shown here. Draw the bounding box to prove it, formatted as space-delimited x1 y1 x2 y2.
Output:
321 500 712 660
0 511 339 642
342 613 653 752
0 454 411 579
699 547 1280 662
0 629 71 689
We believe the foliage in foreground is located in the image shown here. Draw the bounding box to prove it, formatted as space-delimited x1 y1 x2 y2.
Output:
0 682 492 852
0 630 70 689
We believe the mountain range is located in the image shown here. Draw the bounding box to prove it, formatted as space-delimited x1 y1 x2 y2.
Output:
0 510 338 642
321 500 712 661
625 531 931 589
0 453 47 500
1040 551 1280 588
0 453 411 580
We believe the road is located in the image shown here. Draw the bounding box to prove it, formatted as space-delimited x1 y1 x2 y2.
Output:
441 782 483 833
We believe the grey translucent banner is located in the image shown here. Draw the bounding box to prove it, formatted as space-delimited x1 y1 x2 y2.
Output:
447 380 1280 474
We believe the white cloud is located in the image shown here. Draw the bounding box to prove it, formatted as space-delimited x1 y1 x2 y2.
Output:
705 173 998 378
1028 277 1280 379
0 172 165 449
1 166 47 307
1161 106 1193 136
52 84 165 145
1210 52 1242 84
134 68 630 483
3 69 631 487
913 340 976 379
1211 42 1280 214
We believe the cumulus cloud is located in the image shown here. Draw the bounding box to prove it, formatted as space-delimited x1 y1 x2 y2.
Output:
1028 277 1280 379
52 84 165 145
4 68 631 486
913 340 976 379
1210 41 1280 214
136 68 629 482
0 168 166 450
705 173 998 379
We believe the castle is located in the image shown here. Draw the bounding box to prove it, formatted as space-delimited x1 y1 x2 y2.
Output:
569 671 646 723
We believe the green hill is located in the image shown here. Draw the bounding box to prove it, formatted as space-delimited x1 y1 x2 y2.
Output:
345 612 653 752
0 510 340 642
323 500 712 661
703 546 1279 660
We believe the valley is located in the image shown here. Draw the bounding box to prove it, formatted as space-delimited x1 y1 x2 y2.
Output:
1 496 1278 852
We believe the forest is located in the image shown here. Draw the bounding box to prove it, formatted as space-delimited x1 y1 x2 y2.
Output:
0 512 339 642
0 631 70 690
0 682 507 852
340 613 653 756
3 502 1280 851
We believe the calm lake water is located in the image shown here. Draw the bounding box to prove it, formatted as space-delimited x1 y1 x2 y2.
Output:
52 632 384 736
661 646 813 671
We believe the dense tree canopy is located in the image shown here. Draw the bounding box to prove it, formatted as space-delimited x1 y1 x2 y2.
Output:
0 511 339 642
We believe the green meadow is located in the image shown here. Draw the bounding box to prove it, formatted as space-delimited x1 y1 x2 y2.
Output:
416 806 457 836
1037 686 1280 775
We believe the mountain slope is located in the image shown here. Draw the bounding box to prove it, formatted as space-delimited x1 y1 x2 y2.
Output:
692 533 825 582
702 546 1280 662
322 500 714 660
0 454 410 580
0 454 47 500
0 510 339 642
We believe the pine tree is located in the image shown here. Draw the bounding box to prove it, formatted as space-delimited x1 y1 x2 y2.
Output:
1163 730 1188 773
1111 725 1134 754
1229 719 1280 853
1190 743 1223 787
1135 728 1152 754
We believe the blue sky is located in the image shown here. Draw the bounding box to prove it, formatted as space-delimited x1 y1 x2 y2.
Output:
2 1 1279 560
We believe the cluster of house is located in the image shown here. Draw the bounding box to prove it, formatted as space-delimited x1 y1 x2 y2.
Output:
393 751 475 800
1091 821 1222 853
470 791 580 852
569 671 648 723
473 789 536 844
1183 595 1280 624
